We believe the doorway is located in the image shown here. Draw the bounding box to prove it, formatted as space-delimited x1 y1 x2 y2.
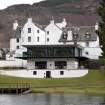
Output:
46 71 51 78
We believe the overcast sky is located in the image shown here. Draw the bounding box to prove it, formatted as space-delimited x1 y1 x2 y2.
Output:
0 0 44 9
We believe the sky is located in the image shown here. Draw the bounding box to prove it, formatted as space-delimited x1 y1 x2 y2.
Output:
0 0 44 10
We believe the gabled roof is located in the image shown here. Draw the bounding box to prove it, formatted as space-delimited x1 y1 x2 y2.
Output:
71 26 97 41
34 23 45 31
59 26 97 42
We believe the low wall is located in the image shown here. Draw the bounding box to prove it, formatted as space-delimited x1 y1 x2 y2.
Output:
0 60 27 68
0 69 88 78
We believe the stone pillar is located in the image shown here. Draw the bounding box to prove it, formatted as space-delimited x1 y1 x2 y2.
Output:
27 60 35 69
67 60 78 70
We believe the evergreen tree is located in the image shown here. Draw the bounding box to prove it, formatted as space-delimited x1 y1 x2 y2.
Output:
98 0 105 57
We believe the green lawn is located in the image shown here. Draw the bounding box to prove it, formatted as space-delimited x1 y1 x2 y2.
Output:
0 70 105 94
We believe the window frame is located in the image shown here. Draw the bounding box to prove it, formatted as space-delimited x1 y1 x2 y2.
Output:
60 71 64 75
16 46 19 49
28 37 31 42
28 28 31 33
47 31 49 35
37 30 39 33
16 38 19 43
37 36 40 42
33 71 37 75
47 38 49 42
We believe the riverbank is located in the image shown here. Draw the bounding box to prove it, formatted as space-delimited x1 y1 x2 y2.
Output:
0 70 105 95
32 87 105 95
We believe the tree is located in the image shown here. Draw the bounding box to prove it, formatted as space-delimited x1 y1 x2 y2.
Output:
98 0 105 57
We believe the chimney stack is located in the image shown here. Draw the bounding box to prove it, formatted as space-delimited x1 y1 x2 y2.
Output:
13 20 18 30
95 22 99 31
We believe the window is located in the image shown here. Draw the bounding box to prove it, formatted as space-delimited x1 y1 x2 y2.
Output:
85 52 89 55
16 38 19 43
28 28 31 33
73 33 78 39
63 32 68 39
28 37 31 42
85 32 91 39
37 37 39 42
16 46 19 49
37 30 39 33
60 71 64 75
19 30 21 34
47 38 49 42
47 31 49 35
86 42 89 47
33 71 37 75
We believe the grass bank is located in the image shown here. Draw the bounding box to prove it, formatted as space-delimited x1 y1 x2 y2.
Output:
0 70 105 95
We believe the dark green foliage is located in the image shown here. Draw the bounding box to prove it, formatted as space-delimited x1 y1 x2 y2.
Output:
98 0 105 57
34 0 82 14
35 0 81 7
58 8 83 14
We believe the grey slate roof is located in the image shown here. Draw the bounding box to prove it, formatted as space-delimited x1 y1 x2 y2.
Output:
12 21 97 42
12 26 23 38
14 26 23 38
71 26 97 41
60 26 97 42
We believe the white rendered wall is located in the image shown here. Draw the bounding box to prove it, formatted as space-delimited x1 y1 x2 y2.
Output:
21 18 45 46
27 60 35 69
10 38 21 51
0 60 27 68
27 60 78 70
77 36 102 59
10 38 16 51
45 21 64 45
67 60 78 69
82 47 102 59
0 69 88 78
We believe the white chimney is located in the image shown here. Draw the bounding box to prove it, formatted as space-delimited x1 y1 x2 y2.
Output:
95 22 99 31
27 18 32 23
62 18 67 27
67 30 73 41
62 18 66 23
50 19 54 24
13 20 18 30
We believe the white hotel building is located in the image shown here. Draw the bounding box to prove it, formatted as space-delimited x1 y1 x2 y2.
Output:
6 18 102 78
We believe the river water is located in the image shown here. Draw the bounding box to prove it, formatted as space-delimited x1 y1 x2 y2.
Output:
0 93 105 105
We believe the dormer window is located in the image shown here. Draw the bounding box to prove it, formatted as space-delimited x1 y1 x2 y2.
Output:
73 33 78 39
85 32 91 39
28 28 31 33
63 32 68 39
